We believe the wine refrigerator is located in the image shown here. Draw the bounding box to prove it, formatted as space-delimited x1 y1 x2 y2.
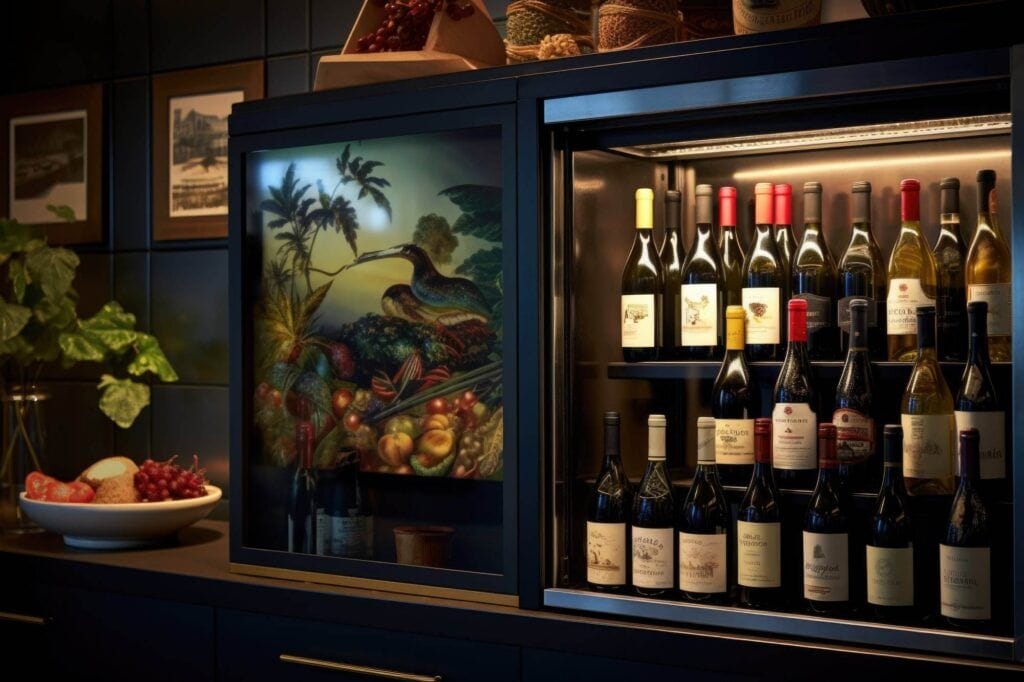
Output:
539 48 1021 662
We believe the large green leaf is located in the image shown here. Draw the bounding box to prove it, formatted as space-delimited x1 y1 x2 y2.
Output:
78 302 138 352
97 375 150 429
0 220 43 255
33 295 76 328
127 333 179 382
58 330 107 361
454 247 503 304
25 246 79 300
9 259 28 303
440 185 502 242
46 204 77 222
0 300 32 341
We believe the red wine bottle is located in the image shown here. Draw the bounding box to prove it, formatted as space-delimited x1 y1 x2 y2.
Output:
326 452 374 559
718 186 745 310
838 181 887 359
737 418 783 608
955 301 1006 494
773 183 796 283
772 298 819 490
678 417 731 602
934 177 967 361
632 415 674 596
660 190 685 358
680 184 724 359
742 183 785 360
621 188 663 362
288 420 318 554
833 298 876 491
866 425 914 621
803 423 850 614
793 182 838 359
587 412 631 592
712 305 759 487
940 428 991 628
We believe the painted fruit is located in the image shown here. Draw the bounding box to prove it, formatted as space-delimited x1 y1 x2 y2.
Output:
344 411 363 432
421 414 450 432
326 342 356 380
410 451 455 477
425 397 451 415
331 388 354 419
378 432 414 467
384 415 418 438
417 429 455 458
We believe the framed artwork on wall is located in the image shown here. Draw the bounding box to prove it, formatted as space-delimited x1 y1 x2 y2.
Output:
152 60 264 241
0 84 104 244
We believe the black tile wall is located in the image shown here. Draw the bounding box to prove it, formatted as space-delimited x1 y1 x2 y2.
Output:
3 1 504 511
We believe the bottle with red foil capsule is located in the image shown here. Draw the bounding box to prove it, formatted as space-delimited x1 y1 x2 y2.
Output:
773 183 797 285
772 299 819 490
887 179 938 361
803 423 851 614
833 298 877 491
742 183 786 360
737 418 783 608
718 186 745 310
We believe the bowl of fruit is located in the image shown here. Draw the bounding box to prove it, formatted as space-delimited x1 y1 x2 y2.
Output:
18 455 221 549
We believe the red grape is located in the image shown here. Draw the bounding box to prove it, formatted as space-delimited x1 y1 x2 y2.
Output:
133 454 209 502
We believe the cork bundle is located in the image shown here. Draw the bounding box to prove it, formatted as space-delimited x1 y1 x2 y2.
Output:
504 0 595 63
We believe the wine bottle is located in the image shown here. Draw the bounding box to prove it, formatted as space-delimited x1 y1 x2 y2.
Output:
955 301 1005 485
632 414 674 596
678 417 731 602
900 306 955 496
742 183 785 360
680 184 724 359
327 452 374 559
774 183 797 283
660 190 685 359
803 423 850 613
587 412 632 592
288 420 318 554
966 169 1012 362
719 186 745 309
793 181 838 359
887 179 938 361
838 181 887 359
866 425 914 620
833 298 876 491
712 305 759 487
772 298 818 490
621 188 663 362
737 418 783 608
940 428 991 627
933 177 967 362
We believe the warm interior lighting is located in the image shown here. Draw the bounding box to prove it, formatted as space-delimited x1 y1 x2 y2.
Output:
732 149 1011 180
612 114 1011 160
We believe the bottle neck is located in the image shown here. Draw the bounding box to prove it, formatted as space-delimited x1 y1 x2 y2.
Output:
967 308 990 366
917 316 937 358
815 463 840 486
880 460 905 492
803 222 822 240
648 425 666 463
900 188 920 223
603 420 621 462
725 315 745 352
849 305 868 352
940 213 962 237
636 192 653 230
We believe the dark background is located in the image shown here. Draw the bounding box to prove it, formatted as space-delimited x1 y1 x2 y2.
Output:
0 0 508 511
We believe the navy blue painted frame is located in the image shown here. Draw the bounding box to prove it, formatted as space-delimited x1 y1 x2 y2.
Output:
229 100 520 596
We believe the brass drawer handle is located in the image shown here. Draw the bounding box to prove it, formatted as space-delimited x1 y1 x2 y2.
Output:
0 611 46 626
280 654 442 682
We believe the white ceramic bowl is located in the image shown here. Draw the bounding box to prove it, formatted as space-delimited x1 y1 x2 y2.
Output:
19 485 222 549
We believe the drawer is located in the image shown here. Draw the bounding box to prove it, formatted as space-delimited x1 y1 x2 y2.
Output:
217 609 519 682
0 561 49 661
522 648 756 682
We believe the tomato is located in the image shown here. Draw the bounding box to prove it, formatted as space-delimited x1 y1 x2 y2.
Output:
344 411 362 432
268 389 283 410
331 388 354 420
425 397 451 415
68 481 96 503
25 471 54 500
45 482 73 503
460 390 478 408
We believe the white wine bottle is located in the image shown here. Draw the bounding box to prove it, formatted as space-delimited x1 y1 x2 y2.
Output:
887 179 937 361
966 170 1012 362
621 188 663 362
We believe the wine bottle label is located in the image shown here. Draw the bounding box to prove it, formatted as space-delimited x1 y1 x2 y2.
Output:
330 513 374 558
795 292 831 332
621 294 656 348
955 410 1005 480
887 278 934 335
968 283 1012 336
771 403 817 470
632 526 674 589
587 521 627 585
715 418 755 465
680 283 718 346
838 295 878 332
741 287 780 345
832 408 874 464
803 531 849 602
678 532 728 593
866 544 914 606
901 413 954 479
737 520 781 587
940 544 991 620
316 507 329 555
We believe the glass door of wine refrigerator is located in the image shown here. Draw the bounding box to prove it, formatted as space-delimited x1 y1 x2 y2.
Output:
542 50 1021 661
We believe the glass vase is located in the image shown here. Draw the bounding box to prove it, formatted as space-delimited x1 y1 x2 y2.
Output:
0 386 49 533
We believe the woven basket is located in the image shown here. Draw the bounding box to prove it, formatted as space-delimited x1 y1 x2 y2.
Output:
598 0 682 52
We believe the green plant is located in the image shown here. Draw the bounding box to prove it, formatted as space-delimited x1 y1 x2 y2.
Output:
0 207 178 429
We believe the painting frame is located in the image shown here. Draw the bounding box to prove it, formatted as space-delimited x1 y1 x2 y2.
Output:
152 60 264 241
0 83 103 245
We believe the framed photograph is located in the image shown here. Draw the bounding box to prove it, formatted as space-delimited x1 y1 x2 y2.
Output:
0 84 103 244
152 60 263 241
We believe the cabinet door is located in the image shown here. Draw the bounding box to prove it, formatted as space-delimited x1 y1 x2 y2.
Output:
0 563 48 661
522 648 757 682
218 609 519 682
40 586 215 681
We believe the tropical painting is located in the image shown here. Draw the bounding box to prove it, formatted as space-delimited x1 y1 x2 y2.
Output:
249 128 503 481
